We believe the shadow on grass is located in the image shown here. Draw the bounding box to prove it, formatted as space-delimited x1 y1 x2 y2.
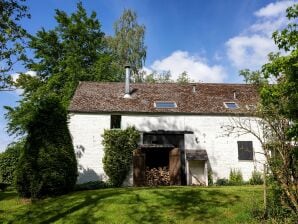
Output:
0 190 18 201
4 187 246 224
126 187 241 223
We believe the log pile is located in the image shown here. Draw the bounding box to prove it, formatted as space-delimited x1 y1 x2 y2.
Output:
145 166 170 186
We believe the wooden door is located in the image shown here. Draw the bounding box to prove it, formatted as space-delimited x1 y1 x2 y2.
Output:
169 148 181 185
133 149 145 186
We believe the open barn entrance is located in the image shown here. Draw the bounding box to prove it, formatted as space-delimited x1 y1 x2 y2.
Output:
133 131 190 186
133 146 181 186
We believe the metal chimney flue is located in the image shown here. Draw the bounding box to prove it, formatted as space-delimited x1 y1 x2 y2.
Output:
233 90 237 100
124 65 131 98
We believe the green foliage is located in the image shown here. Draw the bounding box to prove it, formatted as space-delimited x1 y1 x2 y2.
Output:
249 170 263 185
266 175 294 221
15 95 77 198
207 169 213 186
102 127 139 187
74 181 111 191
0 0 30 89
0 141 23 185
215 178 229 186
144 70 173 83
239 4 298 214
108 9 146 82
229 169 243 186
176 71 194 84
5 2 121 137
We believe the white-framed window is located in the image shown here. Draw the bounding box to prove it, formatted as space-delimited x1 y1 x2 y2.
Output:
154 101 177 108
223 102 239 109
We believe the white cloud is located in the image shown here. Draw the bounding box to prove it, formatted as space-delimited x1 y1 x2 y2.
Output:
226 35 277 70
254 1 294 18
226 1 296 70
149 51 226 83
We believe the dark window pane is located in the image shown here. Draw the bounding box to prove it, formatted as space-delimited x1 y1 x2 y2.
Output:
237 141 253 160
111 115 121 129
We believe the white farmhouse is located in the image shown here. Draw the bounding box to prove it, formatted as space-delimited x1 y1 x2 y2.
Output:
68 67 265 186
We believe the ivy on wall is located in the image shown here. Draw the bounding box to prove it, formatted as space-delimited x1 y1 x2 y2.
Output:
102 126 139 186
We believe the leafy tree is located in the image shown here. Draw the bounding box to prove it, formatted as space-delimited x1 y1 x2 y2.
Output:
235 4 298 215
176 71 193 84
5 2 120 136
102 127 139 187
144 70 173 83
108 9 146 82
15 94 77 198
0 140 23 185
0 0 30 90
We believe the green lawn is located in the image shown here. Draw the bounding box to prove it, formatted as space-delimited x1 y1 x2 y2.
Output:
0 186 263 224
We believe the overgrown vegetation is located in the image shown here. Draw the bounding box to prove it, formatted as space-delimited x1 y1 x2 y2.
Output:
229 169 244 186
15 95 77 198
249 171 263 185
0 141 23 185
232 3 298 219
102 127 139 186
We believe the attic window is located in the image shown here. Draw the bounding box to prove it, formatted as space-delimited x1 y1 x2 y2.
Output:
224 102 238 109
154 101 177 108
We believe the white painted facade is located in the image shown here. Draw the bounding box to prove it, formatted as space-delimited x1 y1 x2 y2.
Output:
68 113 265 185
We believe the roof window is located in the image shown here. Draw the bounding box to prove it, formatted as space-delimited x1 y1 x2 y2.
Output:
154 101 177 108
224 102 238 109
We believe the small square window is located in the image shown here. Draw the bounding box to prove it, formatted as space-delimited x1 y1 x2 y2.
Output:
238 141 253 160
111 115 121 129
154 101 177 108
224 102 238 109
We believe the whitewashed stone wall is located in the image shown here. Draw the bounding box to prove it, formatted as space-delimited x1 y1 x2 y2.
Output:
68 113 265 184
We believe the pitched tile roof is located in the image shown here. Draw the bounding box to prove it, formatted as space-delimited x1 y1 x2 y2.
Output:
68 82 259 115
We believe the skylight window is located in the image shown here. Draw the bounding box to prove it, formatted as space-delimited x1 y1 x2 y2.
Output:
154 101 177 108
224 102 238 109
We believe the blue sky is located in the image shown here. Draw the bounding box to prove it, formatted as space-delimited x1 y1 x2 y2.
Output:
0 0 296 151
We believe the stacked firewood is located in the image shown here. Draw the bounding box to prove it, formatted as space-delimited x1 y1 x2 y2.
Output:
145 166 170 186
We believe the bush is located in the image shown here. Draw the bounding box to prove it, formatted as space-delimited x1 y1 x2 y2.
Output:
15 95 78 198
74 181 111 191
249 170 263 185
216 178 229 186
102 127 139 187
0 141 23 185
208 169 213 186
229 169 243 185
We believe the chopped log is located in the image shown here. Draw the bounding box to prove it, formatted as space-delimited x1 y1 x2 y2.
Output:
145 166 170 186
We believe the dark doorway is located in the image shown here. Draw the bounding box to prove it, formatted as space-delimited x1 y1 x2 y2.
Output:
135 131 186 185
145 148 170 169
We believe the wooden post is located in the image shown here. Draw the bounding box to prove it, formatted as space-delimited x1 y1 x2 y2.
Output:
263 164 267 213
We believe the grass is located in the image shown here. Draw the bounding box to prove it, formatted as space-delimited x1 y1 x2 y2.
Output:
0 186 263 224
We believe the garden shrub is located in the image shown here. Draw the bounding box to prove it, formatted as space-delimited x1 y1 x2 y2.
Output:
229 169 243 185
102 126 139 187
216 178 229 186
0 141 23 185
15 95 78 198
249 170 263 185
